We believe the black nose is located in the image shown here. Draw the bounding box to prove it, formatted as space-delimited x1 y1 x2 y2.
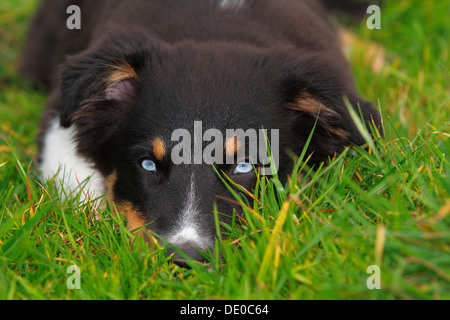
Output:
166 243 208 268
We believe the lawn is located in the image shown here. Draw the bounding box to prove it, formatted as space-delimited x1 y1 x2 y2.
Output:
0 0 449 300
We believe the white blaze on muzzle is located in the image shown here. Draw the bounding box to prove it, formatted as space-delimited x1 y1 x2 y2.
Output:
167 174 213 251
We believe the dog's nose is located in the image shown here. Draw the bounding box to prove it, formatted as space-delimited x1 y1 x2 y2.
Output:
166 242 208 267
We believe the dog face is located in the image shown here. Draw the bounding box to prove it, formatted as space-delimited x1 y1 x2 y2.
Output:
54 35 378 264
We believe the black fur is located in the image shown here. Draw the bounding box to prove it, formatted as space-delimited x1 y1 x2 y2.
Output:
21 0 382 265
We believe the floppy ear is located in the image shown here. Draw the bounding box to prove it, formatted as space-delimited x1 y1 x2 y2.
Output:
59 50 141 128
55 37 152 171
281 59 382 164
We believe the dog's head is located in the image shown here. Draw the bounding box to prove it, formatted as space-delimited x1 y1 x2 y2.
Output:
58 34 380 265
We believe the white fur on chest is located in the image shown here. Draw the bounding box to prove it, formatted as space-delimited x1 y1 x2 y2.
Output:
39 118 105 202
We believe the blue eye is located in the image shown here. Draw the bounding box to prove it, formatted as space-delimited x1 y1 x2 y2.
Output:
141 159 157 172
234 162 254 174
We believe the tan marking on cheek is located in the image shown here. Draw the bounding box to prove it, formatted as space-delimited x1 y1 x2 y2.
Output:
119 201 147 232
106 62 137 85
105 170 118 204
225 136 242 157
152 137 166 161
104 171 146 232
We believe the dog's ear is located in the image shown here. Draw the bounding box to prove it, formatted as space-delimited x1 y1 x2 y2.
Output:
55 38 152 169
59 49 142 128
281 57 382 164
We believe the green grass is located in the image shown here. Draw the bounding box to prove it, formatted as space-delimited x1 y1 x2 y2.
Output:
0 0 449 300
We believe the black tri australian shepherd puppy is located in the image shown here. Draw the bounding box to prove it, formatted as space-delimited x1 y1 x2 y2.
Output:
21 0 381 265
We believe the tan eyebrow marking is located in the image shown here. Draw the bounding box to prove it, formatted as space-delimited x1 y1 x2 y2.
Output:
152 137 166 161
225 136 242 157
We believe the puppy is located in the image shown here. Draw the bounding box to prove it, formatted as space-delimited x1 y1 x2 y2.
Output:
21 0 381 265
